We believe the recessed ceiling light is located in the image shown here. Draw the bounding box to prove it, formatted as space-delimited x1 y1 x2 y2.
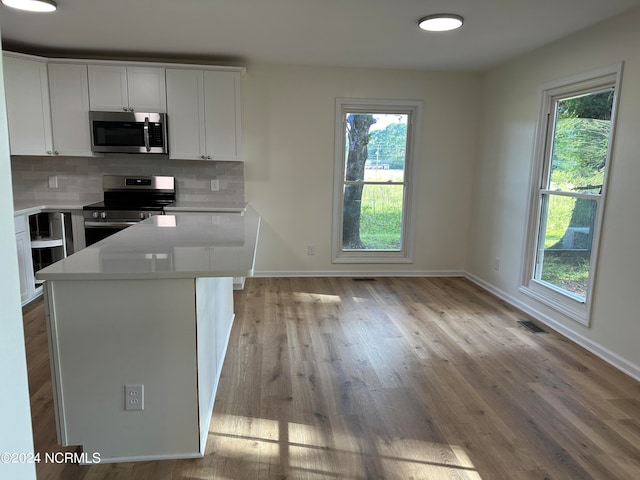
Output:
418 14 463 32
1 0 57 12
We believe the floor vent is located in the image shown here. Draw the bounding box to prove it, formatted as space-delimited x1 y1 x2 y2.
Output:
518 320 547 333
353 278 377 282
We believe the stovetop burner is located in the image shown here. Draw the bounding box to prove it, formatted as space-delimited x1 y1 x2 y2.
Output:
83 175 176 213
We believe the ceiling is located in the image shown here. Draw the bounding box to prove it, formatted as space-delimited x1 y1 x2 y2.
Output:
1 0 640 71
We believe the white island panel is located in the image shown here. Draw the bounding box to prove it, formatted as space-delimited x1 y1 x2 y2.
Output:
47 278 200 460
195 276 234 449
39 209 259 462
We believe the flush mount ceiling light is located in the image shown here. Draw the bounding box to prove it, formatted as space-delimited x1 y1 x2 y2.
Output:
418 14 463 32
1 0 57 12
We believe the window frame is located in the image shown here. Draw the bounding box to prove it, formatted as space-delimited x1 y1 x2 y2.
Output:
332 98 423 264
520 64 623 326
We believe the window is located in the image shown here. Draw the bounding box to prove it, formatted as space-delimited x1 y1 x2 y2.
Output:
332 99 422 263
521 65 621 325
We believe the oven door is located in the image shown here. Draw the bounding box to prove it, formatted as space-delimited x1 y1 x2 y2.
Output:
84 221 137 246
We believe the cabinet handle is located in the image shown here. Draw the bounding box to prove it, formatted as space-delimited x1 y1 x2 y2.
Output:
207 156 212 160
54 150 59 155
129 107 135 112
200 155 206 160
122 107 128 111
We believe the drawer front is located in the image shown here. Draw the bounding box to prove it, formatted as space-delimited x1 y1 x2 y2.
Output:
14 214 27 234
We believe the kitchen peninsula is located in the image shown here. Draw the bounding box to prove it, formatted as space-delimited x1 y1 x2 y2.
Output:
36 209 260 463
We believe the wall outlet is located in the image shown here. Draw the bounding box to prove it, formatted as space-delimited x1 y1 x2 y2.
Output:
124 384 144 411
307 245 316 255
210 179 220 192
48 175 58 189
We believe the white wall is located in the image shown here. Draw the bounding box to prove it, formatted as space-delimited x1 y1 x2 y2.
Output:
242 64 480 275
467 8 640 376
0 37 37 480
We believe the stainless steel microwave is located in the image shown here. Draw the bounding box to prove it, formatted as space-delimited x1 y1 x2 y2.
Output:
89 111 168 154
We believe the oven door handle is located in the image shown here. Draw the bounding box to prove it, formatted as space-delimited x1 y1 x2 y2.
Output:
144 116 151 152
84 221 138 228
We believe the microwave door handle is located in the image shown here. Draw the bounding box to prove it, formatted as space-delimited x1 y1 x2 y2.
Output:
143 116 151 152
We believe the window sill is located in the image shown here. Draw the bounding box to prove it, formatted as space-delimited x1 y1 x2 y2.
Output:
519 280 590 326
332 253 413 264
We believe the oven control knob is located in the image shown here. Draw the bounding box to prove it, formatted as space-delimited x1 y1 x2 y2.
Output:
100 211 107 219
92 211 99 218
140 212 145 219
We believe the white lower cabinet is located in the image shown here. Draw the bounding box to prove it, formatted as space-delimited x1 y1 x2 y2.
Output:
14 214 35 304
166 68 242 161
14 211 76 305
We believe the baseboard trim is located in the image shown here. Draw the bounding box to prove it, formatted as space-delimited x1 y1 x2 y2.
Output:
253 270 465 278
465 272 640 383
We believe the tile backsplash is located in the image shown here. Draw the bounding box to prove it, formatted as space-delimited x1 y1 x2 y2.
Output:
11 155 244 206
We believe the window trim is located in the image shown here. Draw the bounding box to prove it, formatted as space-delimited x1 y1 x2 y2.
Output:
332 98 423 264
519 63 623 326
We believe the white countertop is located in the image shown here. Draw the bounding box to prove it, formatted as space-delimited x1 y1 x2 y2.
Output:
14 200 247 216
13 202 87 216
165 201 247 212
36 209 260 281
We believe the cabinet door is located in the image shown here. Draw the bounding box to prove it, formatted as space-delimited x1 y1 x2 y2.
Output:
15 215 35 304
87 65 129 111
166 69 206 160
16 231 34 304
203 71 242 161
127 67 166 112
48 63 94 156
3 54 53 156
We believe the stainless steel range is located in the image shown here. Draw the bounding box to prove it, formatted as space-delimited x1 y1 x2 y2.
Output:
83 175 176 246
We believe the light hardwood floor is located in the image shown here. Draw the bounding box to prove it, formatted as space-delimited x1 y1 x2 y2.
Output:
22 277 640 479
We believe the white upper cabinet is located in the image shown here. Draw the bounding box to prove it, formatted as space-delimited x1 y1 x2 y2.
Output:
127 67 167 112
3 51 241 159
48 63 94 157
3 53 53 156
88 65 166 112
203 71 242 161
165 69 206 160
166 68 242 161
